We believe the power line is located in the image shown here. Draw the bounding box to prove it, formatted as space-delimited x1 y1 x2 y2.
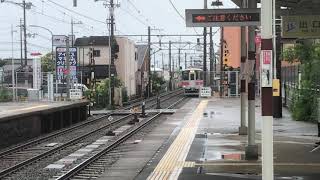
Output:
168 0 200 35
168 0 185 21
119 7 149 27
47 0 106 24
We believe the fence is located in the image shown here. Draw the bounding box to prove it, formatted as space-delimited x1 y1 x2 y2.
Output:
1 70 84 102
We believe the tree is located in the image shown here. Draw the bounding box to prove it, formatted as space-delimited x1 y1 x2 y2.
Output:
283 42 320 122
41 53 55 72
0 59 6 68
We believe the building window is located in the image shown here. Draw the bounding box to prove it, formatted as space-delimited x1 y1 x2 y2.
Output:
93 50 100 57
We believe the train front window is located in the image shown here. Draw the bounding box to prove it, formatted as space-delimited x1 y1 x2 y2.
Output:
190 73 195 80
182 71 189 80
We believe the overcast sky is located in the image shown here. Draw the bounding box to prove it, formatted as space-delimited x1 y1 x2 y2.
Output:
0 0 238 65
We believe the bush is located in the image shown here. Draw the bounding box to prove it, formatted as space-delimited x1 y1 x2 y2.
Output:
283 43 320 122
0 87 12 102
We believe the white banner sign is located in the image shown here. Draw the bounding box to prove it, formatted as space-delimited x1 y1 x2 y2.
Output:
53 35 75 46
260 50 273 87
33 58 42 89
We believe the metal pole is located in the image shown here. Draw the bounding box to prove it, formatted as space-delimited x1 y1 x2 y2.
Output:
203 0 208 86
246 0 258 160
261 0 274 179
11 24 16 101
71 18 74 47
203 0 207 86
239 0 248 135
66 36 71 101
148 26 151 98
20 19 23 67
178 48 181 71
185 52 187 69
23 0 27 67
110 0 115 108
219 27 224 97
169 41 172 91
209 27 213 86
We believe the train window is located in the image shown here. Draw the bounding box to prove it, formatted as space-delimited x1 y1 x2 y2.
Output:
182 71 189 80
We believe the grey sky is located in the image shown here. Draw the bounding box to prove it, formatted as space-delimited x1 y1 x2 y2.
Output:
0 0 237 62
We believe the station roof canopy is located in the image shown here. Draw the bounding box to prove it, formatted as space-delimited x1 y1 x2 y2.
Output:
231 0 320 15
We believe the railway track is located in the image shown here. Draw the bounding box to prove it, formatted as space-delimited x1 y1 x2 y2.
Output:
0 90 183 179
54 97 185 180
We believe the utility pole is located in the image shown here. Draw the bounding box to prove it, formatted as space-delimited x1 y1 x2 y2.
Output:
209 27 213 86
261 0 274 179
162 53 164 71
11 24 16 101
71 18 82 47
239 0 248 136
20 19 23 67
148 26 151 97
109 0 115 107
23 0 27 67
169 41 172 91
178 48 181 71
66 36 71 101
246 0 258 160
185 52 187 69
203 0 208 86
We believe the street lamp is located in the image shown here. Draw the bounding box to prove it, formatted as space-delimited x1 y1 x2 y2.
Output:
29 25 54 65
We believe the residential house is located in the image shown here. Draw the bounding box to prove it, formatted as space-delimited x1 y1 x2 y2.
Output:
74 36 138 97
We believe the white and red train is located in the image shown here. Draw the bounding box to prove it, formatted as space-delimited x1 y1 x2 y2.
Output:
179 68 204 96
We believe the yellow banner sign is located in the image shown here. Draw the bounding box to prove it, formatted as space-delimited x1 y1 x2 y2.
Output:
273 79 280 97
282 15 320 38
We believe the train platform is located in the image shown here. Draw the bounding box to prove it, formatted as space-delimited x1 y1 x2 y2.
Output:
0 101 88 121
129 97 320 180
0 101 89 149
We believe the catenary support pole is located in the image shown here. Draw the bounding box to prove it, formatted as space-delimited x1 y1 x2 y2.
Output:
239 0 248 135
66 36 71 101
261 0 274 179
203 0 207 86
148 26 151 98
169 41 172 91
209 27 213 87
219 27 224 97
245 0 258 160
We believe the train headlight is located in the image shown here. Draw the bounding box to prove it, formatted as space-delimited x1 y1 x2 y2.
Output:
182 85 186 88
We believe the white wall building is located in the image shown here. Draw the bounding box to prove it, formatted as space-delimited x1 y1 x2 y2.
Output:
75 36 138 97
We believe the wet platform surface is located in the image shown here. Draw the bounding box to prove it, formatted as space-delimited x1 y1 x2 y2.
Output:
137 97 320 180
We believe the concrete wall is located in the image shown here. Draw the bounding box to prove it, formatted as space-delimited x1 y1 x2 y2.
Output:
115 37 138 97
0 105 88 149
223 27 241 68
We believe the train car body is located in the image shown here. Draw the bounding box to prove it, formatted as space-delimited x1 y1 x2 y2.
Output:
180 68 203 96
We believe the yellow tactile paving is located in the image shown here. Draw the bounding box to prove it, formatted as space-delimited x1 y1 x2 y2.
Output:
147 100 208 180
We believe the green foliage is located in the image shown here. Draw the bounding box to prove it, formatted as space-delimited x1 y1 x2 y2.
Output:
151 73 166 94
0 87 12 102
85 77 123 109
41 53 55 72
0 59 6 68
283 42 320 122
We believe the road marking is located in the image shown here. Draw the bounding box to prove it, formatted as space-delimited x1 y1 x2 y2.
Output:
147 100 208 180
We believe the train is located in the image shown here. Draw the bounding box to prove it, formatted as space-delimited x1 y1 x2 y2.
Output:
180 68 204 96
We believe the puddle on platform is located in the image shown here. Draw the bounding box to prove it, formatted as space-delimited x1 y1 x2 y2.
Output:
204 151 245 161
